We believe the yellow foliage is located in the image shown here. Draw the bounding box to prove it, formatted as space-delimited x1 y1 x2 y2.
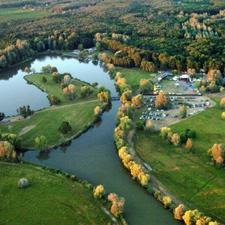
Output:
97 91 109 103
155 91 168 109
131 94 143 108
63 74 71 84
220 98 225 109
145 119 154 130
221 112 225 120
162 196 172 208
93 184 105 199
68 84 75 93
208 143 224 164
94 106 101 116
0 141 16 159
171 133 180 146
185 138 193 150
107 193 125 217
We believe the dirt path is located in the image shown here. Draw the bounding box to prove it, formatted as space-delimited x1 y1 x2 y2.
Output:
19 125 36 136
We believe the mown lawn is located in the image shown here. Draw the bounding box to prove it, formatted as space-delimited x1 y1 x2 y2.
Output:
25 73 97 104
134 97 225 222
0 100 98 148
0 162 113 225
115 67 156 92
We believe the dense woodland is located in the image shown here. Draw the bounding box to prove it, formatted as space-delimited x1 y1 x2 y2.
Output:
0 0 224 72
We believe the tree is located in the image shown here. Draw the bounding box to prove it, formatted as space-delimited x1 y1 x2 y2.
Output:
139 79 153 94
34 136 47 151
131 94 143 108
58 121 72 135
162 196 172 208
174 204 185 221
155 91 169 109
107 193 125 217
145 119 154 130
0 112 5 121
220 98 225 109
208 144 224 165
49 95 60 105
185 138 193 150
80 86 92 97
42 76 47 83
0 141 17 159
93 184 105 199
64 74 71 84
179 105 187 118
94 106 102 117
171 133 180 146
221 112 225 120
97 91 110 104
183 209 201 225
17 105 33 118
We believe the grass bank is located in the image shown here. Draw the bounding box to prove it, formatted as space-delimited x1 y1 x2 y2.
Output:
0 162 115 225
0 73 101 149
115 67 156 92
134 97 225 222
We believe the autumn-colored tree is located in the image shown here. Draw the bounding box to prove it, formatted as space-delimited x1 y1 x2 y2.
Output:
97 91 110 104
220 98 225 109
131 94 143 108
68 84 75 93
162 196 172 208
182 209 201 225
120 90 132 105
93 184 105 199
171 133 180 146
155 91 169 109
145 119 154 130
0 141 16 159
119 116 132 132
208 143 225 165
174 204 185 221
160 127 171 139
107 193 125 217
207 69 222 82
139 79 153 94
94 106 102 117
185 138 193 150
221 112 225 120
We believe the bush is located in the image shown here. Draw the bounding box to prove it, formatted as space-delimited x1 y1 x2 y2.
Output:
93 184 105 199
18 178 30 189
58 121 72 134
48 95 61 105
42 76 47 83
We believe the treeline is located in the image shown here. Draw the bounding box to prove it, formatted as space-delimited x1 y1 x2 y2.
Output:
97 36 225 75
0 29 94 70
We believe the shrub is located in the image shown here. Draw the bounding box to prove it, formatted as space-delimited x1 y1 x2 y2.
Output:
107 193 125 217
49 95 61 105
34 136 47 151
185 138 193 150
93 184 105 199
171 133 180 146
160 127 171 139
18 178 30 189
145 119 154 130
58 121 72 135
162 196 172 208
94 106 102 117
42 76 47 83
222 112 225 120
179 105 187 118
208 144 224 165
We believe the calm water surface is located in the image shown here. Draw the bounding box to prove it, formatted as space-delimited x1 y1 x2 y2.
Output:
0 55 178 225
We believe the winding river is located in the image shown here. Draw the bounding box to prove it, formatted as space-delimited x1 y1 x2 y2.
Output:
0 55 179 225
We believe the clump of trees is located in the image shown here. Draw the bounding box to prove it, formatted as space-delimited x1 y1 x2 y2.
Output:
17 105 33 118
139 79 153 94
97 89 111 105
107 193 125 217
160 127 196 149
58 121 72 135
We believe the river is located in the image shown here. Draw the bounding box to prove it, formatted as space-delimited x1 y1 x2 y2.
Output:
0 55 179 225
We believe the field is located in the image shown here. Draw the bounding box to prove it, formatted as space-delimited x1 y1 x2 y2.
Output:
134 97 225 222
0 73 100 149
0 100 98 148
24 73 97 104
0 162 113 225
116 67 157 92
0 8 49 23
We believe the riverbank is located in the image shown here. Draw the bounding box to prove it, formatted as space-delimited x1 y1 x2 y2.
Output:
134 96 225 223
0 72 104 149
0 161 125 225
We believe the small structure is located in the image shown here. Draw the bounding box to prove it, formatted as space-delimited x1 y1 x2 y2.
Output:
179 74 191 82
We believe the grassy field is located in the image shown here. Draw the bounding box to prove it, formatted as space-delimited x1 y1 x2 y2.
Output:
0 100 98 148
134 97 225 222
0 162 113 225
25 73 97 104
115 67 157 92
0 73 100 148
0 8 49 23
